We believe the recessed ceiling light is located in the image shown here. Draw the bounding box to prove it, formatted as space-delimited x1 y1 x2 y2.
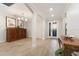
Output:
50 8 53 11
51 14 54 17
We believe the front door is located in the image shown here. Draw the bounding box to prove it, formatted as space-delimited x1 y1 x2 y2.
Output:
48 21 58 38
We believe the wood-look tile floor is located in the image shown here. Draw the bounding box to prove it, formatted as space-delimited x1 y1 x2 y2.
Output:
0 38 59 56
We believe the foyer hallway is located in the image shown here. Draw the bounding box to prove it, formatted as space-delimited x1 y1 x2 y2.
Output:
0 38 59 56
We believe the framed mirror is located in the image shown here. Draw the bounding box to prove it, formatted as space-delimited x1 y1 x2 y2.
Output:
17 19 24 28
6 16 16 28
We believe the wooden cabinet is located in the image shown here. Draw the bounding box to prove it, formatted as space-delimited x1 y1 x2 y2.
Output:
6 28 17 42
6 28 27 42
17 28 26 39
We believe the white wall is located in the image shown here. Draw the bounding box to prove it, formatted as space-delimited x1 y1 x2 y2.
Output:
36 15 44 38
0 12 6 42
24 18 32 37
45 20 48 38
0 4 9 42
0 4 10 42
63 3 79 38
58 19 63 36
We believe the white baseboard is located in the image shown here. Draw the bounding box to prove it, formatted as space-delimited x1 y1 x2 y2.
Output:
27 36 46 40
0 40 6 43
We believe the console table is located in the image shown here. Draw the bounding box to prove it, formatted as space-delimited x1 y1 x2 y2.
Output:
6 28 27 42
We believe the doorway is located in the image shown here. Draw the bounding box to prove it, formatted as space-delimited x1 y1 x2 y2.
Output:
48 21 58 38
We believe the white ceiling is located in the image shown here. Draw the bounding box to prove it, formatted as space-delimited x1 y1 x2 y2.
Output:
0 3 69 20
32 3 69 20
0 3 33 19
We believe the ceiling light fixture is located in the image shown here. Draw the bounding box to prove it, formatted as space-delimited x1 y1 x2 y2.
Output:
51 14 54 17
50 8 53 11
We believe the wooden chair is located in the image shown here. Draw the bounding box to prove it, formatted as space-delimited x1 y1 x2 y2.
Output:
58 38 62 48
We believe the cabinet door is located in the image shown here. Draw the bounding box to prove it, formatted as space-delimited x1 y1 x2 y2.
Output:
24 29 26 38
17 28 23 39
7 28 17 42
17 28 21 39
21 29 26 38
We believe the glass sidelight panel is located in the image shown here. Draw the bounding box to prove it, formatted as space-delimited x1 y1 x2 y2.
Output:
49 22 51 36
52 22 57 37
52 29 57 36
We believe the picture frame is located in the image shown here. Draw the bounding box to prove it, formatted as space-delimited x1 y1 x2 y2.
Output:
6 16 16 28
